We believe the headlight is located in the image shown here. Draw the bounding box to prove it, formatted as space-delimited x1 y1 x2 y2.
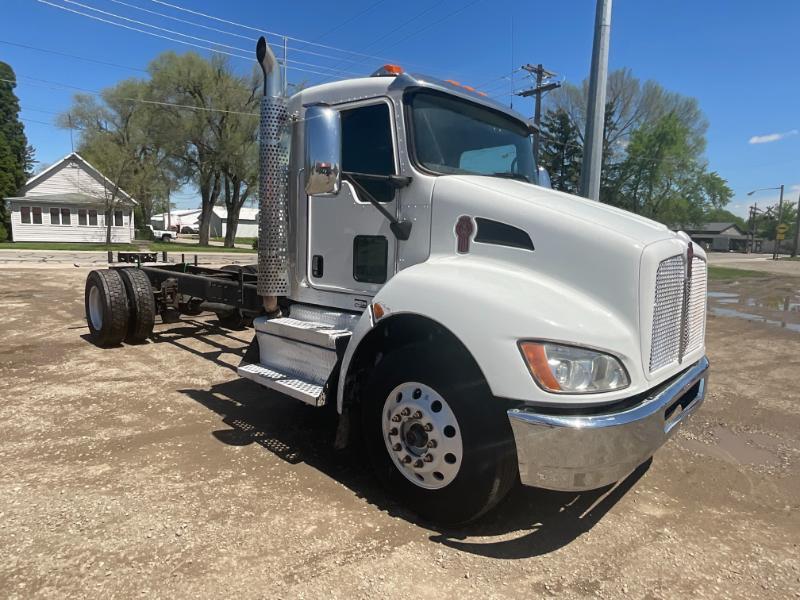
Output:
519 341 630 394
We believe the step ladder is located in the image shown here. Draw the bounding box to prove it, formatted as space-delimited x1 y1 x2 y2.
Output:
237 305 360 406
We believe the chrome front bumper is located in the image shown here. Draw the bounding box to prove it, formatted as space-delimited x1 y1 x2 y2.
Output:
507 356 709 491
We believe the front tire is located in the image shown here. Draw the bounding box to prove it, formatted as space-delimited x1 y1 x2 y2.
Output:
361 344 518 524
85 269 130 347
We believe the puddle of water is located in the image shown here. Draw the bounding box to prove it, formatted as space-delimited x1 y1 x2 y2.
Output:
707 283 800 333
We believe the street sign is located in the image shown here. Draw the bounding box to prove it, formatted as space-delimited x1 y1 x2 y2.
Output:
777 233 786 240
776 223 790 234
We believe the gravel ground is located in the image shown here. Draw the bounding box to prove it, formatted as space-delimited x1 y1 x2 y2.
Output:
0 266 798 599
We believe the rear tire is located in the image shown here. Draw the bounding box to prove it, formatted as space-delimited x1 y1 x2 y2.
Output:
85 269 130 347
118 268 156 343
360 344 518 524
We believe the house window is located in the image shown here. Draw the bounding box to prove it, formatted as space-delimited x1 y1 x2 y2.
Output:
21 207 31 224
78 209 87 226
32 207 42 224
50 207 60 225
88 210 98 226
114 210 123 227
61 208 71 225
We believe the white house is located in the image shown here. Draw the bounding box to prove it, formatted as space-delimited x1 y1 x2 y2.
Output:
5 153 137 243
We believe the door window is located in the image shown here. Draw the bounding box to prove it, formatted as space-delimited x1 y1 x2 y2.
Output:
341 103 395 202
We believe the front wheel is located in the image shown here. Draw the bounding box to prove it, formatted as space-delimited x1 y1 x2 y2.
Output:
361 344 518 524
161 234 171 242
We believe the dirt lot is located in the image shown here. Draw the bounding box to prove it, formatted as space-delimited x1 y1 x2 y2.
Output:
1 266 799 599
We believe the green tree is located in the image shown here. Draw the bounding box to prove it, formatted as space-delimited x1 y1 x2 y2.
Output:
60 80 180 236
148 52 256 246
0 62 35 241
539 108 582 194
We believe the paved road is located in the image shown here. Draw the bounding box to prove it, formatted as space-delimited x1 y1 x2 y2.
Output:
706 252 800 276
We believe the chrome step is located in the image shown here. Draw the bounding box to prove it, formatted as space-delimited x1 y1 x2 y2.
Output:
238 362 325 406
239 306 362 407
256 316 351 349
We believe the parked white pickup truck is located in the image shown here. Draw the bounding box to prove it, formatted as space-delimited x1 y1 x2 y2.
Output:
147 224 175 242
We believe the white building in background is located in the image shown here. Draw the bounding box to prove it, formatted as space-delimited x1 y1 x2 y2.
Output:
151 206 259 238
210 206 258 238
4 153 137 243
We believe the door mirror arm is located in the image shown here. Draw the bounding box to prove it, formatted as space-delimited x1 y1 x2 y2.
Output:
342 172 413 241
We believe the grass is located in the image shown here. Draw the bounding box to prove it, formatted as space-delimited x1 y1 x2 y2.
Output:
0 241 254 253
211 236 256 245
707 265 768 281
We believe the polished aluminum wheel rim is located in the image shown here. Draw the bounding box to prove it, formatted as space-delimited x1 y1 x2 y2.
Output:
382 382 463 490
88 285 103 330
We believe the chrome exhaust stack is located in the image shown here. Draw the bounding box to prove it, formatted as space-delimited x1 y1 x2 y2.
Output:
255 36 289 314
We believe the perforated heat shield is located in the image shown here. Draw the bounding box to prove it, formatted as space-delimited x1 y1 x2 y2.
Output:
257 95 290 296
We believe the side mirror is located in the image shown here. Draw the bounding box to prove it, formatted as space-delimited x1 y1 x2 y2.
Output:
304 105 342 196
537 165 552 189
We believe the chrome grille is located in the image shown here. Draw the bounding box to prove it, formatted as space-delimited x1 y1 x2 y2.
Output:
649 253 707 372
649 255 685 371
684 257 707 355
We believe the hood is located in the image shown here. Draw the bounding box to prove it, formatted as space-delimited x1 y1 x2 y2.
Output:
427 175 681 341
448 175 675 246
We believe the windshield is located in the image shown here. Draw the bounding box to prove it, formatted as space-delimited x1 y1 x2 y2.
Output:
407 90 537 182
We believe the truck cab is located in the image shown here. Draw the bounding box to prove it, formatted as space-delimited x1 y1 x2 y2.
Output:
235 52 709 523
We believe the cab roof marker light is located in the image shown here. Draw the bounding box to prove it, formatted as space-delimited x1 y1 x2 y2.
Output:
372 64 403 77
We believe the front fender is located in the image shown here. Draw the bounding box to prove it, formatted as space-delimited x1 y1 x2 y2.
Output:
337 255 645 409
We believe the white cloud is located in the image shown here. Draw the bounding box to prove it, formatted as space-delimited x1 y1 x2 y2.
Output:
748 129 798 144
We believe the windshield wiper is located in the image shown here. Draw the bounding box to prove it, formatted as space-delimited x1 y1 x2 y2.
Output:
489 172 530 182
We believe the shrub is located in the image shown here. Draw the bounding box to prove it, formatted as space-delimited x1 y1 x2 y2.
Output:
252 237 259 250
135 227 155 241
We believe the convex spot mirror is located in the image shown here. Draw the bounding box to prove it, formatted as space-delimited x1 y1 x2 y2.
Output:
304 105 342 196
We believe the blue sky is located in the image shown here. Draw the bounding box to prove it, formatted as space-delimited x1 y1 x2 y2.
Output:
3 0 799 214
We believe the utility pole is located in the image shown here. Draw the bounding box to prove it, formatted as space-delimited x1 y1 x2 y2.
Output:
792 193 800 257
775 184 784 260
515 64 561 164
579 0 613 201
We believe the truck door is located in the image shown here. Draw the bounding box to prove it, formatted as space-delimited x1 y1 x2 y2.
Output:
307 100 398 295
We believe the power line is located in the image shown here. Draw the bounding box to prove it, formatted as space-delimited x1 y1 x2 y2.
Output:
5 76 260 116
35 0 361 80
315 0 391 41
0 39 148 73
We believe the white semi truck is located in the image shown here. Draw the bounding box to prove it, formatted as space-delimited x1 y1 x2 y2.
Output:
84 37 709 523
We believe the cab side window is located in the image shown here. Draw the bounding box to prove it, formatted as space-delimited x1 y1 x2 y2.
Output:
341 103 395 202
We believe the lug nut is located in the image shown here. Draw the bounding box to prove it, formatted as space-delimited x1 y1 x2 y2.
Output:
423 423 433 432
414 459 424 468
391 414 401 422
412 410 422 419
392 443 402 451
400 408 411 416
427 439 437 448
413 388 422 399
402 455 412 464
389 427 398 436
424 454 434 463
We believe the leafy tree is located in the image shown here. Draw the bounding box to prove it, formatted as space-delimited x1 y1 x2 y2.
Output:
539 108 582 194
59 80 180 237
148 52 256 246
0 62 35 241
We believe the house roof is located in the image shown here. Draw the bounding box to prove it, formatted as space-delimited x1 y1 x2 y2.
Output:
683 222 745 235
25 152 138 205
212 206 259 220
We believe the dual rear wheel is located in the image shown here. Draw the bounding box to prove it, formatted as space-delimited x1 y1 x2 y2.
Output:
85 268 155 347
